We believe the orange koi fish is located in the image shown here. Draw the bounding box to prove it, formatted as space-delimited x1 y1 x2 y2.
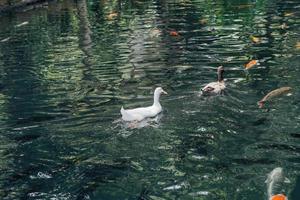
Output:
170 31 179 36
258 87 292 108
270 194 287 200
244 60 258 70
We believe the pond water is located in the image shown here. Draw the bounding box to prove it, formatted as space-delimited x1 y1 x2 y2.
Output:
0 0 300 199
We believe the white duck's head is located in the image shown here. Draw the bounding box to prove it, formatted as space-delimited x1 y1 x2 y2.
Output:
153 87 167 105
154 87 168 95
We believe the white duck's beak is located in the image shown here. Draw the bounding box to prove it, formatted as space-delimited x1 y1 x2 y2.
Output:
162 90 168 95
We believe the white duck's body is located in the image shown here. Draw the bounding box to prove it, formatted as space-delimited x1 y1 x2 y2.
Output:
121 104 162 121
201 66 226 95
121 87 167 122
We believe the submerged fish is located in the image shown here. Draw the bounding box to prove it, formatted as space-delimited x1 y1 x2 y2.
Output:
244 59 259 70
266 167 289 200
266 167 284 197
0 37 10 42
170 31 179 36
250 35 260 43
107 12 118 20
258 87 292 108
15 21 29 27
270 194 287 200
284 12 294 17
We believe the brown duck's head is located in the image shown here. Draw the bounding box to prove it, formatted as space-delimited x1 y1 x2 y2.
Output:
218 65 224 71
217 66 224 82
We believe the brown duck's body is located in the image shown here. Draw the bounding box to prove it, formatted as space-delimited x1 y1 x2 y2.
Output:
201 66 225 95
201 81 225 94
258 87 292 108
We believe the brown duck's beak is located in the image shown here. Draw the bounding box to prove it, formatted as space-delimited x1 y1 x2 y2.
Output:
162 90 168 95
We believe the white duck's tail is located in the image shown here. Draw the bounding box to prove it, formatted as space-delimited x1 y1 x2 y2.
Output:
121 106 125 115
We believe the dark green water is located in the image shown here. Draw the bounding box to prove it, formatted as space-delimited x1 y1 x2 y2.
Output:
0 0 300 199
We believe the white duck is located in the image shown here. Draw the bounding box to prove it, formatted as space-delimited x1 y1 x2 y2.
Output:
201 66 225 95
121 87 167 121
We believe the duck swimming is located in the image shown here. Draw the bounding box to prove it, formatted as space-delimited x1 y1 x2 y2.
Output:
121 87 167 121
201 66 225 95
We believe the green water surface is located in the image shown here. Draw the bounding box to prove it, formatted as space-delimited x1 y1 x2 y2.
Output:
0 0 300 199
